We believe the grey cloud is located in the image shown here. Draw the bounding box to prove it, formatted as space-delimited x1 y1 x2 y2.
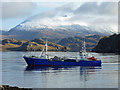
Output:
99 2 118 15
32 2 118 28
10 2 117 31
31 3 74 20
74 2 118 15
87 16 116 26
2 2 36 19
32 2 118 31
74 2 98 14
55 3 74 13
67 2 118 29
31 10 57 21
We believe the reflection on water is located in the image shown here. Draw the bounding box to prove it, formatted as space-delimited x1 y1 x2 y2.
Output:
2 52 119 88
25 66 73 71
25 66 102 72
24 66 102 87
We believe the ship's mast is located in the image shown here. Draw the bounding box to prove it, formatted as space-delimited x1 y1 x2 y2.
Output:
45 39 47 55
83 38 86 53
39 39 48 58
80 37 87 59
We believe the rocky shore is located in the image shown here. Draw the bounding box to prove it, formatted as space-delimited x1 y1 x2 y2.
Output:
92 34 120 54
0 85 32 90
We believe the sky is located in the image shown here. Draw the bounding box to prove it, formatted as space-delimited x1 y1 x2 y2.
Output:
0 1 118 32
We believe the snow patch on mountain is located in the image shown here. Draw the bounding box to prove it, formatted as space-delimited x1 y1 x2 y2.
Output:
10 14 117 35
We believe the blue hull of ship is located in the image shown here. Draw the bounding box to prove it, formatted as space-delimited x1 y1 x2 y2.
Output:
23 57 102 66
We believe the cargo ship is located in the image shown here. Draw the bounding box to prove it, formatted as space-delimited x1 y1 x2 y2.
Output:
23 40 102 66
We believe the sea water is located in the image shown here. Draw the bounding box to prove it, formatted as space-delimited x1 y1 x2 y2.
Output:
1 52 119 88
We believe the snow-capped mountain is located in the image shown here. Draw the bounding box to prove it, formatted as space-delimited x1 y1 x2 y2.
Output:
7 14 116 40
10 14 115 33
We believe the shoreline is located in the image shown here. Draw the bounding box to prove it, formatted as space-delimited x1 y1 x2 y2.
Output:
0 50 119 54
0 85 32 90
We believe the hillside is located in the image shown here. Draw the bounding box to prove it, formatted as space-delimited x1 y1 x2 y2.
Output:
2 24 114 40
56 35 103 51
1 34 103 52
1 39 70 51
92 34 120 53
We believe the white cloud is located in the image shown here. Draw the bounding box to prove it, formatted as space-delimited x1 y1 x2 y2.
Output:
1 2 118 32
36 2 66 8
74 2 118 15
30 2 118 32
71 2 118 31
2 2 36 19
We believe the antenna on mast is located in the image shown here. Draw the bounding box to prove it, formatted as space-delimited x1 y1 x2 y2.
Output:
39 39 48 58
79 36 88 59
45 39 47 54
83 37 86 53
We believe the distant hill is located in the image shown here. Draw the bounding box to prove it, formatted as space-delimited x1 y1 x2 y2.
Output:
56 35 103 51
1 38 70 51
1 35 103 52
92 34 120 54
2 23 115 40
